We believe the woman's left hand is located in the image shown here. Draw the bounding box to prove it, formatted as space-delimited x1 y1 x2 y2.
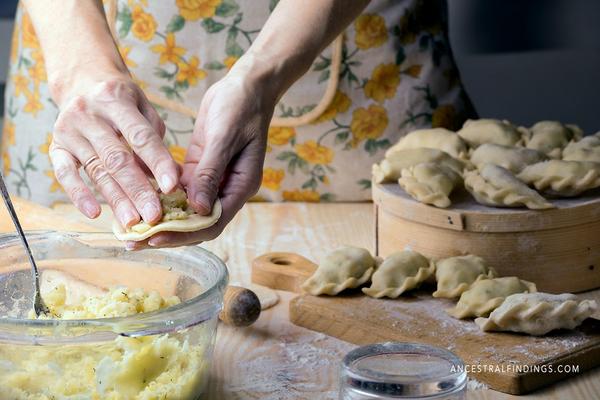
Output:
126 57 276 249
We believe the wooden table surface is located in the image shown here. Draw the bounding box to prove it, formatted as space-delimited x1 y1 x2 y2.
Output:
2 199 600 399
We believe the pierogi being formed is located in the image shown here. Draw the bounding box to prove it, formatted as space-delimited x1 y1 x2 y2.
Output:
113 188 222 241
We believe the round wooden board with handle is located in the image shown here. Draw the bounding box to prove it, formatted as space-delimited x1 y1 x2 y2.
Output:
372 182 600 293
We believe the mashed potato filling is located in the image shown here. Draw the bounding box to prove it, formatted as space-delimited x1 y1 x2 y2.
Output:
131 189 193 234
0 285 211 400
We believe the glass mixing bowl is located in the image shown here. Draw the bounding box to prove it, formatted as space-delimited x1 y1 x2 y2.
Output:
0 231 228 400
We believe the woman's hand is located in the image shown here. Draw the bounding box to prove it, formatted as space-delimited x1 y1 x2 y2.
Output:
128 58 274 249
23 1 180 227
49 74 180 228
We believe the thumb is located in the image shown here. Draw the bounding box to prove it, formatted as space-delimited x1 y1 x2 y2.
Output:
187 141 232 215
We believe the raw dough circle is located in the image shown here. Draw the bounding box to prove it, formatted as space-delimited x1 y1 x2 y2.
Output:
113 199 222 241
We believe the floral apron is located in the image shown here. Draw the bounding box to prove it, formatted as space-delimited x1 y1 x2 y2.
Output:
1 0 474 205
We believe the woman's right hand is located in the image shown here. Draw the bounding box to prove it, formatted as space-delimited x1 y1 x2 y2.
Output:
48 74 179 228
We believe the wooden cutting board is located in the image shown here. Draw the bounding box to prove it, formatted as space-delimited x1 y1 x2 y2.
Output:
251 252 600 395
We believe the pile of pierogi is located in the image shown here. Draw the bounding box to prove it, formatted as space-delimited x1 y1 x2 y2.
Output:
372 119 600 209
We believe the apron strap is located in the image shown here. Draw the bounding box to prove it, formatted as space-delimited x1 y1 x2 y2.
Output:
105 0 342 127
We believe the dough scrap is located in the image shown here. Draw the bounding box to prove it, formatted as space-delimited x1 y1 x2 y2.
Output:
230 282 280 310
433 255 497 299
475 293 597 336
457 119 523 148
362 250 435 298
517 160 600 197
562 134 600 163
469 143 547 173
301 246 379 295
113 189 222 241
447 277 537 319
524 121 583 159
398 162 462 208
372 148 468 184
385 128 468 159
464 164 554 209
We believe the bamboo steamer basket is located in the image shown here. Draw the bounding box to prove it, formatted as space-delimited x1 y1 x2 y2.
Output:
372 182 600 293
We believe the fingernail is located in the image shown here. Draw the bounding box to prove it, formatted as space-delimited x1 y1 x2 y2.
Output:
143 203 161 222
194 193 210 213
82 201 98 218
160 175 175 192
120 209 138 227
125 242 136 251
148 237 160 247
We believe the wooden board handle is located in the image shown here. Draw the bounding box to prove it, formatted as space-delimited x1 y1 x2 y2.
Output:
219 285 261 327
251 252 317 293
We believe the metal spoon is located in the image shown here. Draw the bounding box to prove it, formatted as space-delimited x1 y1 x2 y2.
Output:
0 173 49 316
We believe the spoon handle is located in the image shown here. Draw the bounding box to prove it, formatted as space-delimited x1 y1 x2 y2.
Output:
0 173 46 314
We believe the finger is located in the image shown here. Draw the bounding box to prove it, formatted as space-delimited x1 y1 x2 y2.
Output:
186 134 237 216
83 155 141 228
117 134 154 179
139 99 166 140
53 132 140 228
110 103 178 193
138 101 170 181
125 240 151 251
82 119 163 224
182 92 219 211
146 231 205 248
49 144 100 219
148 142 263 248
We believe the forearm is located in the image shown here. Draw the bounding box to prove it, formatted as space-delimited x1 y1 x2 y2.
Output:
23 0 127 106
230 0 370 100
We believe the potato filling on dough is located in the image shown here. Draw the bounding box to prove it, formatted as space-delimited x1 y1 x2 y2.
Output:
131 188 194 233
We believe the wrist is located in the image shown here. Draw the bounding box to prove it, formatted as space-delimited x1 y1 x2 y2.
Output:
229 48 311 104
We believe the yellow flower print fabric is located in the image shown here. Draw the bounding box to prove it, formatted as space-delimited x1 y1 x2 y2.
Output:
262 168 285 191
354 14 388 50
2 0 474 204
131 5 157 41
176 0 222 21
364 64 401 102
350 105 389 148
